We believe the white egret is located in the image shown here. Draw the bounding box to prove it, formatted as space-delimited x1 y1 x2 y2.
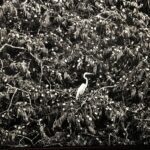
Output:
76 72 93 100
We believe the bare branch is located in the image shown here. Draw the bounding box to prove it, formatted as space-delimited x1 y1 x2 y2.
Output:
134 117 150 121
0 59 3 71
7 88 17 111
17 135 33 146
99 85 117 90
0 87 18 116
6 83 32 107
6 83 30 94
0 43 25 52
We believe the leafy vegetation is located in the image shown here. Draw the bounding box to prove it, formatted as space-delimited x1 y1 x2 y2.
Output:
0 0 150 147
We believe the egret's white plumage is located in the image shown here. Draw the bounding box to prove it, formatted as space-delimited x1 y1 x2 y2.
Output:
76 72 93 100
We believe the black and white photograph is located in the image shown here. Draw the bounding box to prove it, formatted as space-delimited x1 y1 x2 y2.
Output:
0 0 150 149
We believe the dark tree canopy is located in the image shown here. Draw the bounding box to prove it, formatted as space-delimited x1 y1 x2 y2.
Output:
0 0 150 147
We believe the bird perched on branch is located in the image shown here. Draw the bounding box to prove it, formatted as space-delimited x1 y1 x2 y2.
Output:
76 72 93 100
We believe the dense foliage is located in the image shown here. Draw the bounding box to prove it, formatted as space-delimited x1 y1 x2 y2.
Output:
0 0 150 147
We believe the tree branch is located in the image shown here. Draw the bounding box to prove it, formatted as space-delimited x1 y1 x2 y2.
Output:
17 134 33 146
7 88 17 111
99 85 117 90
0 43 25 52
6 83 32 107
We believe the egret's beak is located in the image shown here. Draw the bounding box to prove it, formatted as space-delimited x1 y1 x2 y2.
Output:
87 73 94 75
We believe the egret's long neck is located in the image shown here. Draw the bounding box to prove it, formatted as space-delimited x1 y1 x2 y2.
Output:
84 75 88 86
85 77 88 86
